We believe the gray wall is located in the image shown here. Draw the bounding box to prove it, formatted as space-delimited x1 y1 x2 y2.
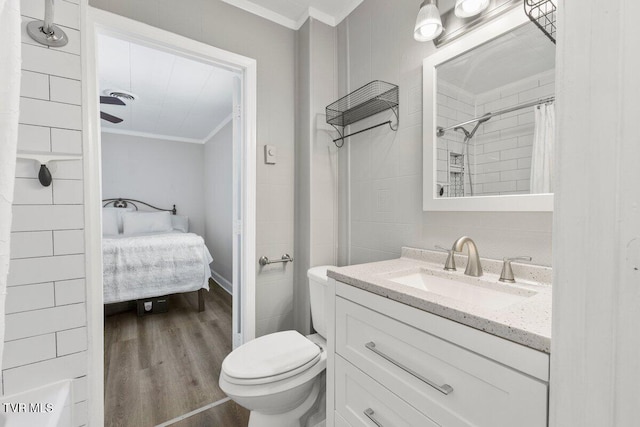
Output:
337 0 553 266
101 133 206 237
294 18 339 334
90 0 297 336
204 122 233 290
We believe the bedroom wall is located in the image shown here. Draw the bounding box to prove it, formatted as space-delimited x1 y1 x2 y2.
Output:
101 133 206 237
338 0 553 267
5 0 88 425
204 122 233 292
89 0 297 336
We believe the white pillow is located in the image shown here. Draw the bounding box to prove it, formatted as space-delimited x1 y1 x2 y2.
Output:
122 211 173 235
102 209 119 236
171 215 189 233
103 207 135 233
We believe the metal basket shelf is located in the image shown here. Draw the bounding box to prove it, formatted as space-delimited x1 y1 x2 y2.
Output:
524 0 556 44
326 80 399 147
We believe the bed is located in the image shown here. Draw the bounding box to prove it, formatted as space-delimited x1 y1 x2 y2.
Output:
102 198 213 311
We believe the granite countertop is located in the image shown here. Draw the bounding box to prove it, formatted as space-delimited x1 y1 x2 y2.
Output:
327 247 552 353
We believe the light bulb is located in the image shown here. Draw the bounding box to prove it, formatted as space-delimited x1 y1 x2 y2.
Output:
414 1 444 42
455 0 490 18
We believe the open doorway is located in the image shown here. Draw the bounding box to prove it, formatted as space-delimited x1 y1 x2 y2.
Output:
83 8 257 427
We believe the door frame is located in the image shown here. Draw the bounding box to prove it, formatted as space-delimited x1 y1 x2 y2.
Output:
81 7 257 426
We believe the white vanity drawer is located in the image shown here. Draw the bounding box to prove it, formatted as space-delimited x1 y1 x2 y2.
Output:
335 355 440 427
336 296 548 427
335 411 352 427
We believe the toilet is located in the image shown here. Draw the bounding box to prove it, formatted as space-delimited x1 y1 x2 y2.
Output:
219 266 331 427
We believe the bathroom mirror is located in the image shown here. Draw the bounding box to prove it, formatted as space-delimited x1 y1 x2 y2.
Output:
423 9 555 211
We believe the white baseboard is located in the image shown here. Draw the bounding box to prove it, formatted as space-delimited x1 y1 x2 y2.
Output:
210 269 232 295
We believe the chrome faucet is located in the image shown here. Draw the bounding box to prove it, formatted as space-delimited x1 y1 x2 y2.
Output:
452 236 482 277
435 245 456 271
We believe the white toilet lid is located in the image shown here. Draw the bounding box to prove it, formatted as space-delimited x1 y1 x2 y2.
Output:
222 331 321 382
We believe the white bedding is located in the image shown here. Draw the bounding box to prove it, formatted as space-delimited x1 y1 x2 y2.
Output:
103 232 213 304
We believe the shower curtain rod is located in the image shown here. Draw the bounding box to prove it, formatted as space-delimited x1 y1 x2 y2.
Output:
437 96 555 136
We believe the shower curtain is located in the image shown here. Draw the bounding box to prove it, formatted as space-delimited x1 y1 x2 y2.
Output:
0 0 22 373
530 103 555 194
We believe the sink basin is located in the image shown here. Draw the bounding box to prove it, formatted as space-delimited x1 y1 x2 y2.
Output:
384 269 536 310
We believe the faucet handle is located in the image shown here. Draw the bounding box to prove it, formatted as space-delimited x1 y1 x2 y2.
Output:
435 245 456 271
499 256 532 283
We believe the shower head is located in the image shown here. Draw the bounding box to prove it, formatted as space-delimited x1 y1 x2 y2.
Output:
454 126 471 138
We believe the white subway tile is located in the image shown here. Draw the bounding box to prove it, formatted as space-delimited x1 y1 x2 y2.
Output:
10 231 53 259
6 282 55 314
57 28 81 56
15 158 42 179
11 205 84 231
517 179 531 192
21 0 80 30
72 376 87 403
501 146 532 161
22 43 81 80
5 303 86 341
51 128 82 153
482 138 519 154
2 334 56 369
501 169 531 182
53 180 83 204
57 327 87 356
50 77 82 105
18 124 50 151
55 279 85 306
3 351 87 395
73 400 88 427
19 97 82 130
483 115 518 134
53 230 84 255
12 178 53 205
8 254 84 286
21 71 49 100
51 160 83 180
482 180 517 193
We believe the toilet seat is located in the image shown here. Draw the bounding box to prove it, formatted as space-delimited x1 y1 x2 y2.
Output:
222 331 322 386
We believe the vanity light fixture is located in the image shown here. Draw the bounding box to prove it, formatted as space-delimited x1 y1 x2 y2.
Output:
454 0 491 18
414 0 444 42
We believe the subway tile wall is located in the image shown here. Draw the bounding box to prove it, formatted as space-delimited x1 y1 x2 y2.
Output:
4 1 88 426
436 70 555 197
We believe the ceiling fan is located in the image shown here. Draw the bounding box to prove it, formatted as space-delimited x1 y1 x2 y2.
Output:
100 95 125 124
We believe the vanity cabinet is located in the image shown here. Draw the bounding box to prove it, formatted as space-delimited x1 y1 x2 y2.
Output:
327 280 550 427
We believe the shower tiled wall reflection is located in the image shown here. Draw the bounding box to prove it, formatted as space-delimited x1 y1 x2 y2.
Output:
436 70 555 197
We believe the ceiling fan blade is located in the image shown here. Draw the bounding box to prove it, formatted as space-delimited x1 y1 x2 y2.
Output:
100 96 126 106
100 111 123 124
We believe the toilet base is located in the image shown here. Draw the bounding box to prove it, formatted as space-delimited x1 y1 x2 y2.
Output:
248 380 320 427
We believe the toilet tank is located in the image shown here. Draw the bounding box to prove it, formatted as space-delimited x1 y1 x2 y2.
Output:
307 266 332 339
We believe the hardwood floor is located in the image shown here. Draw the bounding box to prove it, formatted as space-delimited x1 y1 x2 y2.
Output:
104 285 249 427
169 400 250 427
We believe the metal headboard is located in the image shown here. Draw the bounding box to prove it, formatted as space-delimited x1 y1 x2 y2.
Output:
102 198 177 215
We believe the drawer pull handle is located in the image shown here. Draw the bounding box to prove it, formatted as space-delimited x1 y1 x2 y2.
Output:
365 341 454 395
364 408 384 427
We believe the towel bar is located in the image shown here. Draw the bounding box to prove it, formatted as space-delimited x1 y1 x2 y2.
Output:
258 254 293 266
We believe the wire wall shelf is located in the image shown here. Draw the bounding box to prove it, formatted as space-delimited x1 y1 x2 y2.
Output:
524 0 556 44
326 80 399 148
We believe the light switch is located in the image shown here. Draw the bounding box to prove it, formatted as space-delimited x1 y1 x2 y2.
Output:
264 145 277 164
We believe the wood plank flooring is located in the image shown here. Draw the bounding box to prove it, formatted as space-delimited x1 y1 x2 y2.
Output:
104 285 249 427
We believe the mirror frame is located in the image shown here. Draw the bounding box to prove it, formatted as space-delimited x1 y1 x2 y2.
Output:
422 8 554 212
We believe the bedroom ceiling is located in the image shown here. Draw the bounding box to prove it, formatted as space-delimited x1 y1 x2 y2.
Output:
220 0 363 29
98 35 236 144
